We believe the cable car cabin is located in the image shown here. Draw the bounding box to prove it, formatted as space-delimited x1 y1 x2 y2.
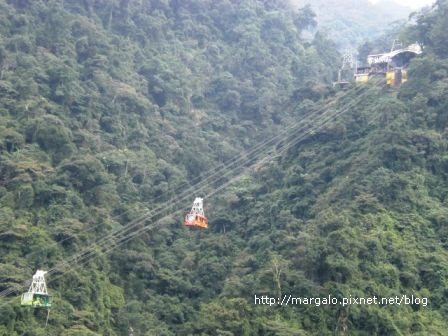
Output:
184 197 208 229
184 213 208 229
386 68 407 87
21 270 52 308
21 293 52 308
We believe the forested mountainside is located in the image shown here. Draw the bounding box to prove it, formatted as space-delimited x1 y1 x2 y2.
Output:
1 0 448 335
292 0 410 48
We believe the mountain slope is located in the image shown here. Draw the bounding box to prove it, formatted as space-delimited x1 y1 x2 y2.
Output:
1 0 448 335
0 0 338 335
292 0 411 48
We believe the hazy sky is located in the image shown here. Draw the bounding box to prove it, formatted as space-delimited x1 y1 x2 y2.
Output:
369 0 435 9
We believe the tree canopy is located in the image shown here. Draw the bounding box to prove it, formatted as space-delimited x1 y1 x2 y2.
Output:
1 0 448 335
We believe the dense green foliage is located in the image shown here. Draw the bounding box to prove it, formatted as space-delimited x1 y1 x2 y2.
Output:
1 0 448 335
292 0 410 48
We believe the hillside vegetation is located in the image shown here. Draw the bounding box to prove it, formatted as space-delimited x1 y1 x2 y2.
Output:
1 0 448 335
291 0 411 48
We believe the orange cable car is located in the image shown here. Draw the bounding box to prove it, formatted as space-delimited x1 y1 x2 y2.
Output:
184 197 208 229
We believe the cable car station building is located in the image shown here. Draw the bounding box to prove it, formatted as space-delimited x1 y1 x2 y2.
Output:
354 43 422 86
